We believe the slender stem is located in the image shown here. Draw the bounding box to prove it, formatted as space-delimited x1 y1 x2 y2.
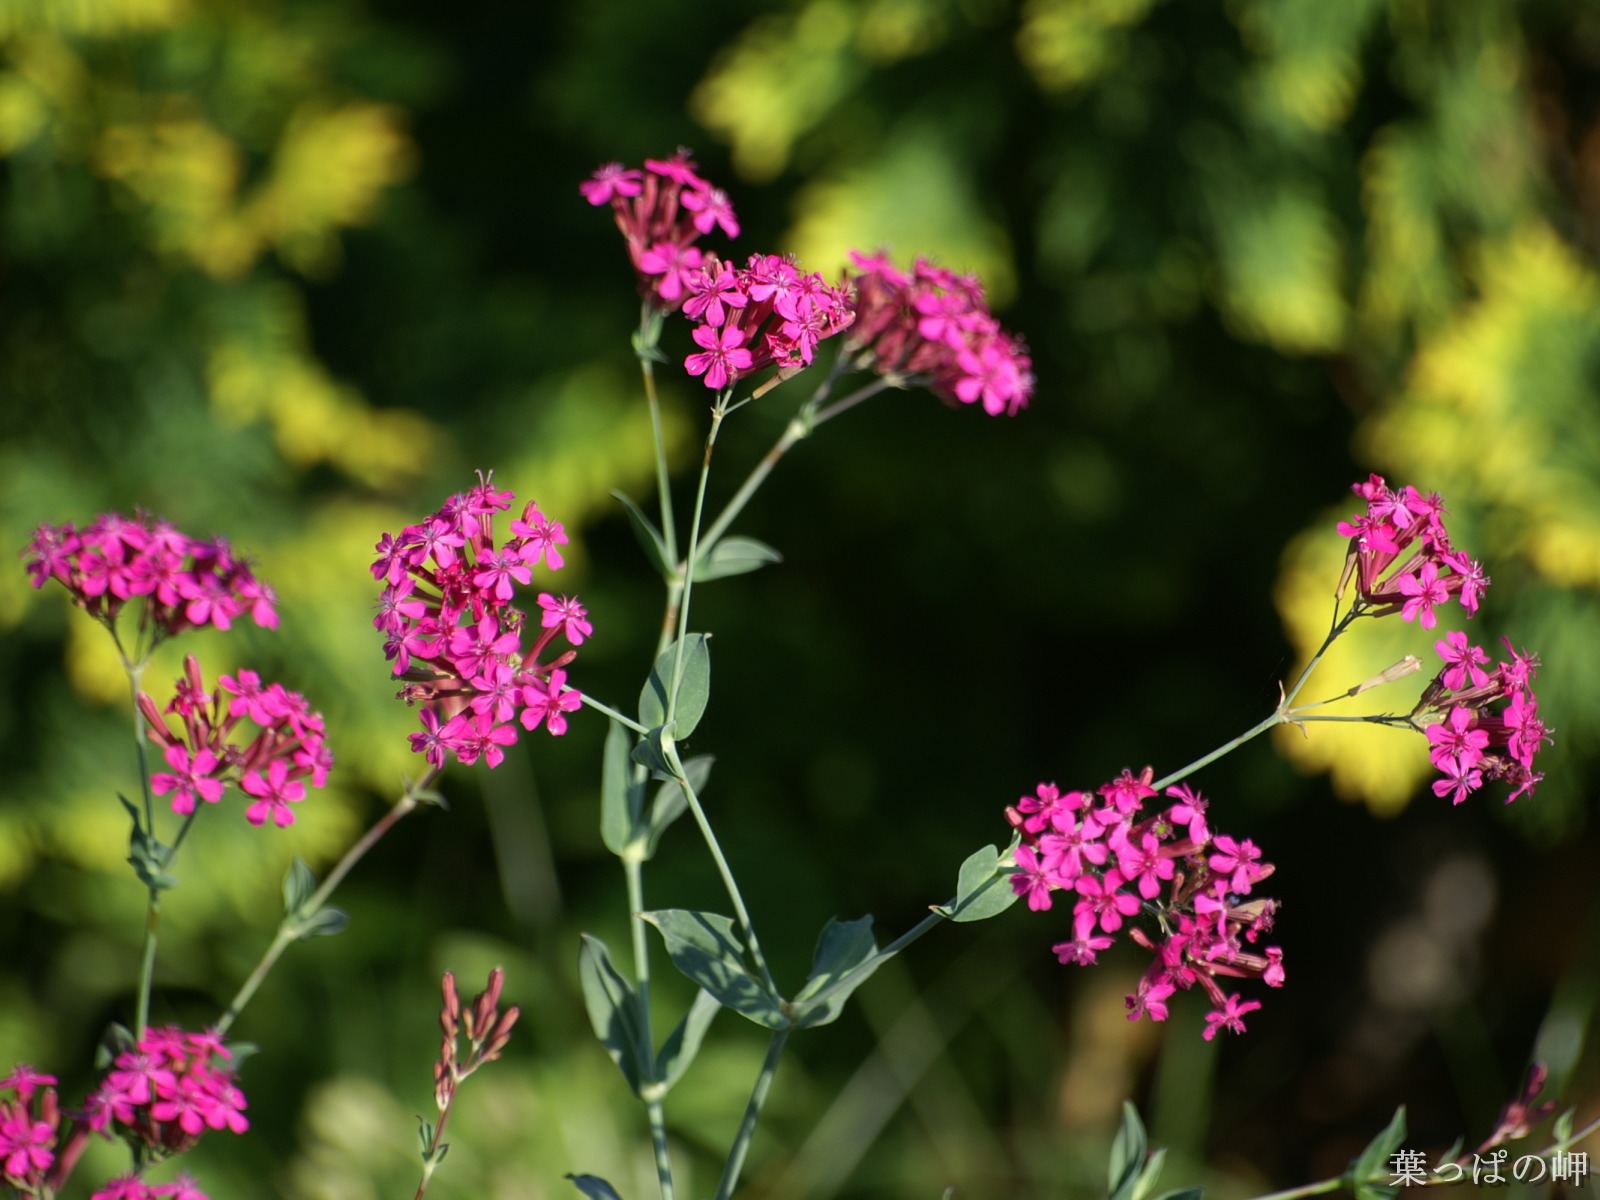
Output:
639 302 679 567
715 1028 790 1200
667 394 726 721
578 691 650 735
215 772 436 1035
1151 605 1362 793
669 745 777 994
119 652 161 1039
413 1102 454 1200
626 858 676 1200
694 373 882 566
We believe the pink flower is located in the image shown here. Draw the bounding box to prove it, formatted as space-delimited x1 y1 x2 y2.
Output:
1053 930 1114 965
150 745 226 816
684 323 754 391
1011 844 1055 912
240 759 306 828
580 162 643 206
519 670 583 736
1434 631 1491 691
1202 993 1262 1040
1396 561 1449 628
538 594 593 645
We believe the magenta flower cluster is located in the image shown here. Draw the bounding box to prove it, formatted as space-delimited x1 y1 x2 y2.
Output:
84 1026 245 1165
682 253 855 390
1337 474 1488 627
137 654 333 828
1006 769 1283 1040
581 150 740 313
1420 634 1550 804
1 1064 70 1196
24 513 277 637
373 472 589 768
843 250 1034 416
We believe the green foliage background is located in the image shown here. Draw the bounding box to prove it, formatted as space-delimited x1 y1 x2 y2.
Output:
2 0 1599 1196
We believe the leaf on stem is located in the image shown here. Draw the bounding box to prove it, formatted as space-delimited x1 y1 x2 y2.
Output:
577 934 648 1095
630 726 676 779
790 915 880 1029
691 536 782 582
612 491 672 580
293 906 348 939
644 754 712 859
120 795 177 891
601 721 646 856
640 909 787 1029
567 1174 627 1200
638 634 711 738
1109 1101 1149 1200
941 841 1022 923
1347 1105 1406 1200
656 987 721 1090
282 857 316 915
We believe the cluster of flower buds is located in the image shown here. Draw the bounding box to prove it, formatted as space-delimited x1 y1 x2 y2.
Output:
682 253 855 390
23 513 278 637
1336 474 1488 626
83 1026 245 1162
580 150 740 312
373 472 590 768
434 969 520 1112
842 251 1034 416
138 655 333 828
1417 633 1550 803
1007 769 1283 1040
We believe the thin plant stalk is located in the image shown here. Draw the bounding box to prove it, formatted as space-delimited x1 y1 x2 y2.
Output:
715 1028 790 1200
215 771 437 1036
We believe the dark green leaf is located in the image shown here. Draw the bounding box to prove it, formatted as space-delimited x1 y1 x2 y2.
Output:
1109 1101 1148 1200
641 909 786 1029
612 490 671 579
1135 1147 1168 1200
657 988 720 1090
691 536 782 582
567 1175 626 1200
638 634 711 738
1348 1106 1406 1200
121 795 177 892
601 720 644 856
578 934 647 1095
791 916 880 1028
644 755 711 859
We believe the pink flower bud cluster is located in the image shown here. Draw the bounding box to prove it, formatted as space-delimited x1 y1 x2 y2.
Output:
138 654 333 828
23 513 278 636
1337 474 1488 627
1418 633 1550 804
842 250 1034 416
83 1027 245 1163
682 253 855 390
580 149 739 312
373 472 589 768
435 968 520 1112
1006 769 1284 1040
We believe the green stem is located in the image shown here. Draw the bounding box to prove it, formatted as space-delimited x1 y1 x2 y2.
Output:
694 374 882 566
666 392 727 726
215 773 434 1035
639 302 679 567
715 1028 789 1200
626 858 676 1200
577 691 650 735
1152 605 1361 793
668 744 777 994
119 651 161 1039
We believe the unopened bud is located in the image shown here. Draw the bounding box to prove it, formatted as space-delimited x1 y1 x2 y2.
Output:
440 971 461 1038
1351 655 1421 696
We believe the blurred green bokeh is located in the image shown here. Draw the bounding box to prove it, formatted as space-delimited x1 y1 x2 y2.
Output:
3 0 1599 1197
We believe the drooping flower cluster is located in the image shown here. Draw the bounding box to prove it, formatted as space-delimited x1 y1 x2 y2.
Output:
83 1027 246 1161
23 512 278 637
373 472 589 768
681 253 855 390
1006 769 1283 1040
1416 633 1550 804
581 149 740 312
842 250 1034 416
1336 474 1488 627
136 655 333 828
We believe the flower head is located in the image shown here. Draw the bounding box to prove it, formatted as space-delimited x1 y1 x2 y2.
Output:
375 473 590 767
